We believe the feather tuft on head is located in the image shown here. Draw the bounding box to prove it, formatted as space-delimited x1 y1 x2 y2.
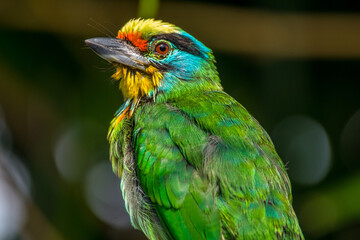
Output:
116 19 180 52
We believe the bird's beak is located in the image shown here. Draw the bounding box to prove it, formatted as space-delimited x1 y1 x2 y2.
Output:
85 37 150 72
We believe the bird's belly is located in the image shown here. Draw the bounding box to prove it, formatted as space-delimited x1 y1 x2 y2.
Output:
120 145 168 240
120 149 146 230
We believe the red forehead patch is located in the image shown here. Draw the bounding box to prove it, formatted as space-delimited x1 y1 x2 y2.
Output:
117 32 148 52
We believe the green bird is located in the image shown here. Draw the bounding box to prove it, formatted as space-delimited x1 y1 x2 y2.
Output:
85 18 304 240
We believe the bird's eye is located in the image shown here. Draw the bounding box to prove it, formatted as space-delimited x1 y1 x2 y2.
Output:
155 42 170 55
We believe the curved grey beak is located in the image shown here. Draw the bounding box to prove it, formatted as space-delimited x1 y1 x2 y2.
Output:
85 37 149 71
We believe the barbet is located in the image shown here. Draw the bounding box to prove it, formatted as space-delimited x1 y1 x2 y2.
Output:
85 18 304 240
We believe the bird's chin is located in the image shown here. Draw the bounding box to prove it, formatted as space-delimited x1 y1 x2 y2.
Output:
110 64 163 100
111 64 136 81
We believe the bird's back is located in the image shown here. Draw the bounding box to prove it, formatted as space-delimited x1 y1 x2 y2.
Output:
170 90 303 239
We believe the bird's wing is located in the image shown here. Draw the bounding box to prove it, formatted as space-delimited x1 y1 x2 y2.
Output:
172 90 303 239
172 90 291 193
133 103 221 240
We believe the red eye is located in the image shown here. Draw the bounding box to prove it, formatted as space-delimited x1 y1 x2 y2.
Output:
155 42 170 55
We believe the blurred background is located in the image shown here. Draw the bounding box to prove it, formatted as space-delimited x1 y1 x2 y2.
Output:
0 0 359 239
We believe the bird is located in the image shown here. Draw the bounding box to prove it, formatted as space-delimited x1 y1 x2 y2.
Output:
85 18 304 240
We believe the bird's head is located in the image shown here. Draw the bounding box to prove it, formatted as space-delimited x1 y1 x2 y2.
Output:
85 18 222 102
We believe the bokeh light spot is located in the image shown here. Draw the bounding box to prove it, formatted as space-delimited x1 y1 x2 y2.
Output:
85 161 131 229
54 120 107 182
0 107 30 239
0 179 26 240
272 115 332 185
340 109 360 169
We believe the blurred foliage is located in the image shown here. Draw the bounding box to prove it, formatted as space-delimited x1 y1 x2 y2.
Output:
0 0 359 240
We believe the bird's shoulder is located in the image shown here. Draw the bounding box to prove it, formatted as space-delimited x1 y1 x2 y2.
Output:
171 90 273 148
